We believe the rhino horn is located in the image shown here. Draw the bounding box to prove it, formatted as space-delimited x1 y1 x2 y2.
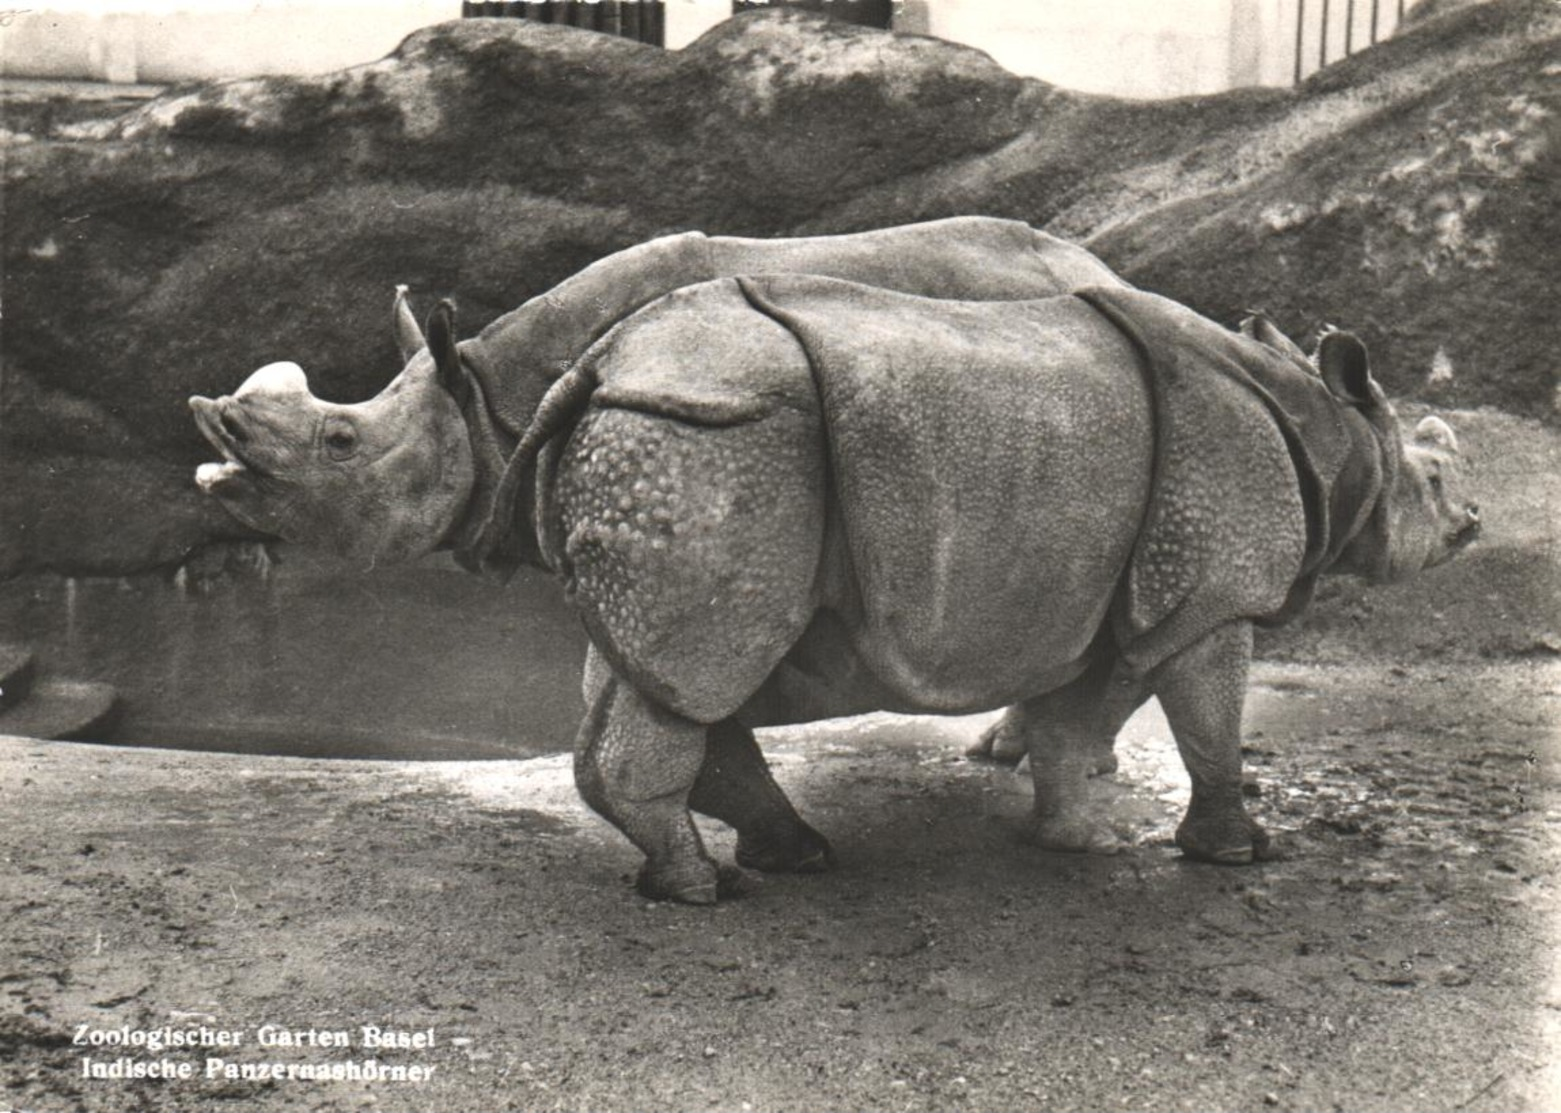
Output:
426 299 472 413
1316 330 1382 409
1413 415 1459 453
394 284 426 363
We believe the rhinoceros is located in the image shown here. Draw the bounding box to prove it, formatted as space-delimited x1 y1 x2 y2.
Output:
189 222 1478 905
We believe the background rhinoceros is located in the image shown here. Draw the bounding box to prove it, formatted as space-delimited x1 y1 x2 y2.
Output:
190 222 1478 904
194 217 1126 572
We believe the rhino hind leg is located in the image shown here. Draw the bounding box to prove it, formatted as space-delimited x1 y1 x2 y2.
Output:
1151 621 1272 865
691 720 834 875
1016 651 1144 855
968 704 1121 776
575 670 736 904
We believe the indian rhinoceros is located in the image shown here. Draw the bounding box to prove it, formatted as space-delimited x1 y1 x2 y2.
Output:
189 224 1478 906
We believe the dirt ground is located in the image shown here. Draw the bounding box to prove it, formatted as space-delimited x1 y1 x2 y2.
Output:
3 652 1558 1113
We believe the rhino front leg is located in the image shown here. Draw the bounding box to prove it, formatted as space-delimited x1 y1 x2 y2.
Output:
574 670 729 904
690 720 835 875
1151 621 1271 865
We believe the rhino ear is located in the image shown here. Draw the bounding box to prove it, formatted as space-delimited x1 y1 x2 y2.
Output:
394 285 426 363
425 299 472 412
1317 330 1379 407
1240 311 1312 367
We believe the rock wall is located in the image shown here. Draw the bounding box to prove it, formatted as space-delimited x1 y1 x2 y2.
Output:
2 2 1556 576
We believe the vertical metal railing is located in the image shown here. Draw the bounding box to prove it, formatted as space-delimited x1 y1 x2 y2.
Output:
462 1 665 47
1294 0 1307 83
1296 0 1421 82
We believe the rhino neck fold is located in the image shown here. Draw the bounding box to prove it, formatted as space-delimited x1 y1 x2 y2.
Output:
441 348 542 578
1323 406 1397 581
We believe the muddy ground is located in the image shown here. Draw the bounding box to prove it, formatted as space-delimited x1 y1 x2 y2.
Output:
3 652 1558 1113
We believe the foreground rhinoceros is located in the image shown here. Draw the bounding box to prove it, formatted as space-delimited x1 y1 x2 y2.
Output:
190 222 1478 905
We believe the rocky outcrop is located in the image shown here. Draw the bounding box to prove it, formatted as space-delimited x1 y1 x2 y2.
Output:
2 2 1556 576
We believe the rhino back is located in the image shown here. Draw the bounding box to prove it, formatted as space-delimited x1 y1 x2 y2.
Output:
464 219 1124 444
469 231 719 436
707 216 1126 301
738 275 1153 711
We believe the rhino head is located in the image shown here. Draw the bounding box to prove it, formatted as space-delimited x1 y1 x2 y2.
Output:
1313 330 1480 582
189 291 475 566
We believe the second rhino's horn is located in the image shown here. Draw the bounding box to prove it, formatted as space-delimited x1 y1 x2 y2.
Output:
1414 415 1458 453
234 361 309 398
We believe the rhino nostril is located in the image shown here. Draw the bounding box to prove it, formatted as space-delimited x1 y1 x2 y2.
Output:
1466 503 1480 521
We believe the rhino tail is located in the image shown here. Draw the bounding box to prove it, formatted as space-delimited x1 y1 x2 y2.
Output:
466 360 600 578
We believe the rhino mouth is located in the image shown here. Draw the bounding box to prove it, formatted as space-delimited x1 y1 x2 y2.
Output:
1431 516 1481 566
190 397 270 493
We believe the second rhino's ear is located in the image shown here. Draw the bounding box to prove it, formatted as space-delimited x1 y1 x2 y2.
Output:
394 285 425 363
426 299 472 412
1240 311 1312 368
1317 330 1381 409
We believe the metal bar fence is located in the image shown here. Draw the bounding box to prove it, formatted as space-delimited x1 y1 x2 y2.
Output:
462 0 665 46
1297 0 1420 82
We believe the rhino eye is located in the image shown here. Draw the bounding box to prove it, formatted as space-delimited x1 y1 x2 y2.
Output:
1428 472 1444 497
323 420 359 461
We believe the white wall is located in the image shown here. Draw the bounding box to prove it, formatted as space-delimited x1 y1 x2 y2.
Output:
0 1 461 83
0 0 1417 94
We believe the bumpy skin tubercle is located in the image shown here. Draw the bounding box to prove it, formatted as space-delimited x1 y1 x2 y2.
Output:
551 285 825 724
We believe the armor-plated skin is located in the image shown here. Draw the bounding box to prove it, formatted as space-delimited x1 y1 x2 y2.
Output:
189 222 1480 906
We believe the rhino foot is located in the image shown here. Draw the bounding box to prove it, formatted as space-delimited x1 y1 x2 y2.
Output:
735 823 836 874
1175 813 1272 865
635 858 722 904
636 861 757 904
967 715 1027 764
1021 816 1123 856
715 865 755 899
